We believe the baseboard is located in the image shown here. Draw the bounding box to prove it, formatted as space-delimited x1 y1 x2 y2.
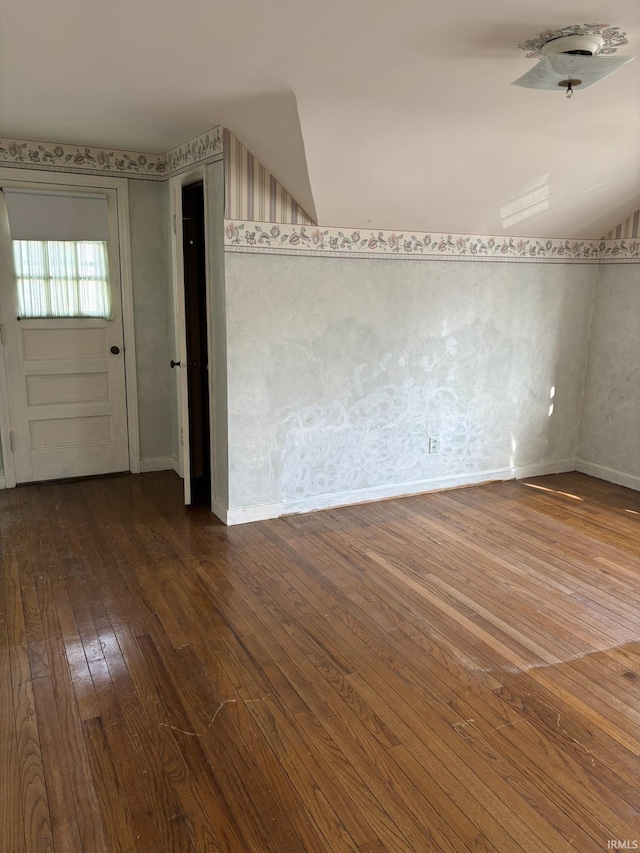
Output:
513 459 576 479
140 456 181 474
575 459 640 492
0 458 579 513
211 498 229 525
224 459 580 526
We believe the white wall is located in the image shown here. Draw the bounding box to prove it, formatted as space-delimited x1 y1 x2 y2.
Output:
128 179 176 467
225 253 596 519
578 263 640 489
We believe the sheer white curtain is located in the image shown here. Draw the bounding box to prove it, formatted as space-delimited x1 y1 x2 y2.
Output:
13 240 112 319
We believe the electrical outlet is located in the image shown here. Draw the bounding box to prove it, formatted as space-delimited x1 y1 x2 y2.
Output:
428 436 440 454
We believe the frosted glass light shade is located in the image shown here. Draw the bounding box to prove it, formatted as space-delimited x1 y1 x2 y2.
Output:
512 54 634 91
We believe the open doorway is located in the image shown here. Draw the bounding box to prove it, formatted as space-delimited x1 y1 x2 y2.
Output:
181 182 211 505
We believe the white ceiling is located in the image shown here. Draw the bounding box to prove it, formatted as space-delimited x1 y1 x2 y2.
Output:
2 0 639 237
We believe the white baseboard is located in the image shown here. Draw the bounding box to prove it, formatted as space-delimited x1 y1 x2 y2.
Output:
513 459 576 479
0 457 581 513
211 498 229 524
140 456 181 474
575 459 640 492
2 459 184 488
224 460 577 525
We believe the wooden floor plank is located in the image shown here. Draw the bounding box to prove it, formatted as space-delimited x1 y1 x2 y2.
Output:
82 716 140 853
11 641 54 853
32 676 83 853
1 646 27 853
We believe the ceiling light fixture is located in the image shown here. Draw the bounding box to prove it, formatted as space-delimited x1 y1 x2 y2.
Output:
512 26 634 95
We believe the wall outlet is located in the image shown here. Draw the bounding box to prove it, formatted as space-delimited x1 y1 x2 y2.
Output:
429 436 440 454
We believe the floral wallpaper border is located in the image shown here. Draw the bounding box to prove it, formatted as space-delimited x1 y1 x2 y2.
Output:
0 125 224 180
164 126 223 176
0 138 167 178
224 221 640 264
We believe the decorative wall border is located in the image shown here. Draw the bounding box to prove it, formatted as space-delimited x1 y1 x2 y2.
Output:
0 138 167 179
0 125 224 181
224 221 640 264
598 240 640 262
164 126 223 176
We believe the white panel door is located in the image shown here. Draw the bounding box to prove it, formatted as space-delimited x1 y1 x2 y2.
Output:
0 187 129 483
170 179 192 505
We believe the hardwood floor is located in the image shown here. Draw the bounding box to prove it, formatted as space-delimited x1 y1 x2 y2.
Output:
1 471 639 852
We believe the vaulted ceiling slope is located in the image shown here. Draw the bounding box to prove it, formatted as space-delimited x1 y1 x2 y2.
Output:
1 0 639 238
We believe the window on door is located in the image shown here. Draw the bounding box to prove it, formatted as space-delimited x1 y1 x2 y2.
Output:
13 240 112 319
2 186 113 319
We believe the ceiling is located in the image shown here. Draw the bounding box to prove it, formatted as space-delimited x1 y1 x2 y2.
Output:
2 0 639 238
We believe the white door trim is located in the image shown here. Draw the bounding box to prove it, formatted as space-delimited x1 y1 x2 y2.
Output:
169 165 209 504
114 180 141 473
0 167 140 484
0 300 17 488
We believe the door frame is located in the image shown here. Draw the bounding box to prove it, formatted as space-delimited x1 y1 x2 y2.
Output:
169 165 211 505
0 291 15 488
0 167 140 486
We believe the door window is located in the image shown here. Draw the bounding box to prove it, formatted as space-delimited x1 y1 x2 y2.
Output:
13 240 112 319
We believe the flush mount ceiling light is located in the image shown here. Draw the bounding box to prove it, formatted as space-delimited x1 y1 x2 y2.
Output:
512 24 634 96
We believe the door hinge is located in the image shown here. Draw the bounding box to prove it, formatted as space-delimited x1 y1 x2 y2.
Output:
173 213 177 235
0 323 4 346
9 431 15 452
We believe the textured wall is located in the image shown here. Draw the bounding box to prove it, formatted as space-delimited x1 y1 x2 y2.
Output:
225 253 596 511
128 179 175 462
579 264 640 479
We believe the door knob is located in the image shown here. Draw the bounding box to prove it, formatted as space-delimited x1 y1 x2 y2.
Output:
110 346 120 355
170 359 197 368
